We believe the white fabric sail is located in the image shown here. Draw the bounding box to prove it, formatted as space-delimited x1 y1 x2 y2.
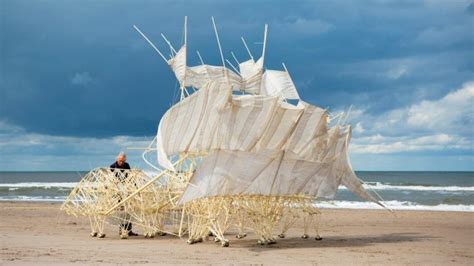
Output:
153 80 382 207
167 45 187 84
261 70 300 100
167 45 266 92
156 81 280 170
239 57 263 94
185 65 242 90
178 125 379 204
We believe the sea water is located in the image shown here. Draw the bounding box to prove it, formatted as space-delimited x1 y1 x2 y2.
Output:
0 171 472 212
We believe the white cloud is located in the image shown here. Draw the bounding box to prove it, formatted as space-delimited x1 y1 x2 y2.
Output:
0 121 153 171
406 82 474 132
349 82 474 154
71 72 94 86
351 133 468 154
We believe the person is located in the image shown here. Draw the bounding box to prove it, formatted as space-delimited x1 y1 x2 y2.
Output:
110 152 138 237
110 151 131 170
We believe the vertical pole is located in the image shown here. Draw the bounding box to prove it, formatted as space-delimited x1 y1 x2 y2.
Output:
180 16 188 101
211 16 226 68
261 24 268 65
184 16 187 47
211 16 229 84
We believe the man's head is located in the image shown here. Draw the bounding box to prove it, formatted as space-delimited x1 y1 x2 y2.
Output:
116 152 127 166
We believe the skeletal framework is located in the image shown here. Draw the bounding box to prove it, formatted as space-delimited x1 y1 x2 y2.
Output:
61 17 385 247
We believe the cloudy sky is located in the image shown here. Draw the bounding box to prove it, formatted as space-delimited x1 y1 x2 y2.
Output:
1 0 473 171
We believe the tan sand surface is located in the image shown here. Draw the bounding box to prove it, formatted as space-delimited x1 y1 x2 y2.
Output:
0 201 473 265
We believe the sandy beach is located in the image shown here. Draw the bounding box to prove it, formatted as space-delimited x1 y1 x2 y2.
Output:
0 202 472 265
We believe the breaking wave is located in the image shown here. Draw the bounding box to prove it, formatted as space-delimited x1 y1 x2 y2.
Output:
0 196 67 202
1 182 473 192
317 200 474 212
0 197 471 212
340 182 474 192
0 182 78 188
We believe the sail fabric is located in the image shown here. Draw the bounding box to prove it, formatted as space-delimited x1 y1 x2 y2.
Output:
178 149 334 204
178 125 382 206
154 80 382 206
253 101 304 151
156 82 293 170
284 102 327 159
156 81 319 172
156 82 230 170
261 70 300 100
185 65 242 90
167 46 187 84
166 46 299 98
239 58 263 94
336 127 385 207
165 45 240 92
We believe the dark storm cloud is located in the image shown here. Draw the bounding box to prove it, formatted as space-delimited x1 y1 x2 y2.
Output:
1 0 473 138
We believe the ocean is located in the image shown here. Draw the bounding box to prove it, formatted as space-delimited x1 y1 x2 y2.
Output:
0 171 472 212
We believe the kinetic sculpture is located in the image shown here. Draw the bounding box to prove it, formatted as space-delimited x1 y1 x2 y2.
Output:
61 17 384 247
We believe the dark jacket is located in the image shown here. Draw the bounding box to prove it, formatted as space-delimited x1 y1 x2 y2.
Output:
110 162 131 170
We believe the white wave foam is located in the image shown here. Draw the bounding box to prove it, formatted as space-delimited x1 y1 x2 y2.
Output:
317 200 474 212
0 182 78 188
0 196 471 212
0 196 67 202
339 183 474 192
1 181 472 192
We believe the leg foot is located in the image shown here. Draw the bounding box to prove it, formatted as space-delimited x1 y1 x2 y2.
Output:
235 233 247 239
267 238 277 244
187 238 202 244
156 231 167 236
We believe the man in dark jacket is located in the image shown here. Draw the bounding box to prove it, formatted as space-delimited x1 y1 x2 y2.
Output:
110 151 131 170
110 152 138 237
